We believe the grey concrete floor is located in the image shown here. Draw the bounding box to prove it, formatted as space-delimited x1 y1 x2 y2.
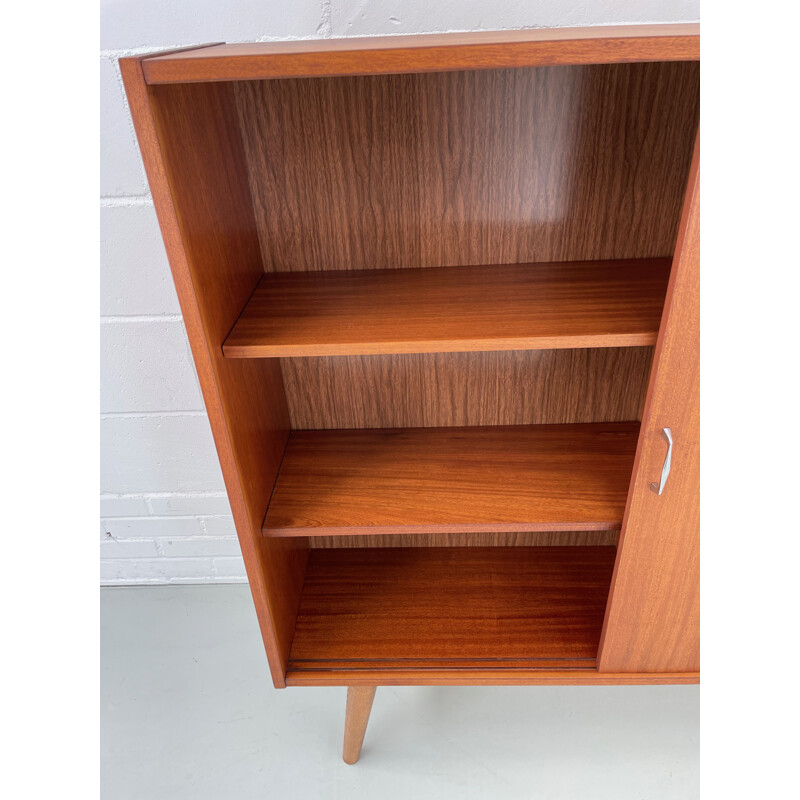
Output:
101 585 699 799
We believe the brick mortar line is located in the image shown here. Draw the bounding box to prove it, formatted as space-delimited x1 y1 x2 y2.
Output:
101 558 243 566
102 515 233 521
102 557 213 563
101 491 228 498
100 410 207 418
101 578 248 585
100 314 184 323
100 195 153 206
101 541 236 552
100 556 241 564
140 536 240 540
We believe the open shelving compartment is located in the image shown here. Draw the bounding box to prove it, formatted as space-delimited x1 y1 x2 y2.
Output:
123 36 700 686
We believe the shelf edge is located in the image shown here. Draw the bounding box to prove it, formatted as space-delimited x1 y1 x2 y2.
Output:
143 25 699 84
263 520 623 537
224 332 659 359
284 668 700 687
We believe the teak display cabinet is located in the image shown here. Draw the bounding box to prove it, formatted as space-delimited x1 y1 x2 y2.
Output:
122 23 700 763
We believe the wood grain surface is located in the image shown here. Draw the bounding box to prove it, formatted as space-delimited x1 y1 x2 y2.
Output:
263 423 639 536
281 348 652 430
234 62 699 271
598 134 700 674
124 31 701 689
285 669 700 687
309 531 619 548
223 259 670 357
343 687 377 764
141 25 699 84
120 61 308 688
288 546 617 669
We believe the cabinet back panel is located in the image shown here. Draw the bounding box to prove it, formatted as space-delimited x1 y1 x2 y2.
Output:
234 62 699 271
310 531 619 548
281 348 652 430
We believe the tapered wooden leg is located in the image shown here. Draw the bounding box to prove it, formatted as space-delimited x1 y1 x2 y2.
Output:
342 686 377 764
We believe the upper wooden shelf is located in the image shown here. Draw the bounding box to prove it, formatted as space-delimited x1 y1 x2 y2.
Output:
223 259 670 358
263 422 638 537
141 24 700 84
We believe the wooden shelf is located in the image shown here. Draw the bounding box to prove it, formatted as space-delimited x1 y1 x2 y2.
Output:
263 422 638 536
288 546 616 671
223 259 670 358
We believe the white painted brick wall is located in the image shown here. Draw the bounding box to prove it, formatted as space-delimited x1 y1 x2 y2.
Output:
329 1 701 37
99 0 699 585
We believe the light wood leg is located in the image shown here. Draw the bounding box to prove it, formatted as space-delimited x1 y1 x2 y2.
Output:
342 686 377 764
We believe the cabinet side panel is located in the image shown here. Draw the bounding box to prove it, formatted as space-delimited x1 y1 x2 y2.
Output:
598 134 699 673
120 59 307 686
234 62 699 271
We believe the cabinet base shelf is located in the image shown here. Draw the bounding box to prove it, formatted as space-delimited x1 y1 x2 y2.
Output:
287 546 616 672
285 670 701 687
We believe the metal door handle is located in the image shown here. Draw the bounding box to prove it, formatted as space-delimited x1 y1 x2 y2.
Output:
650 427 673 495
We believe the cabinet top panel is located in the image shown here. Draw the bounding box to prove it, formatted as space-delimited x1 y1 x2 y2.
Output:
140 24 699 84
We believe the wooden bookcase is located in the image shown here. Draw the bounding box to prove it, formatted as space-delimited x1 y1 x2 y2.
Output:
121 23 700 763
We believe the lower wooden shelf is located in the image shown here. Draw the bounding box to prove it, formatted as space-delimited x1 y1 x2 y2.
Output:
288 546 617 673
263 422 639 536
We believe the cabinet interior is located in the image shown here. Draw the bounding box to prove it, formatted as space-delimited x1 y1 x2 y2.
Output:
145 58 699 676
